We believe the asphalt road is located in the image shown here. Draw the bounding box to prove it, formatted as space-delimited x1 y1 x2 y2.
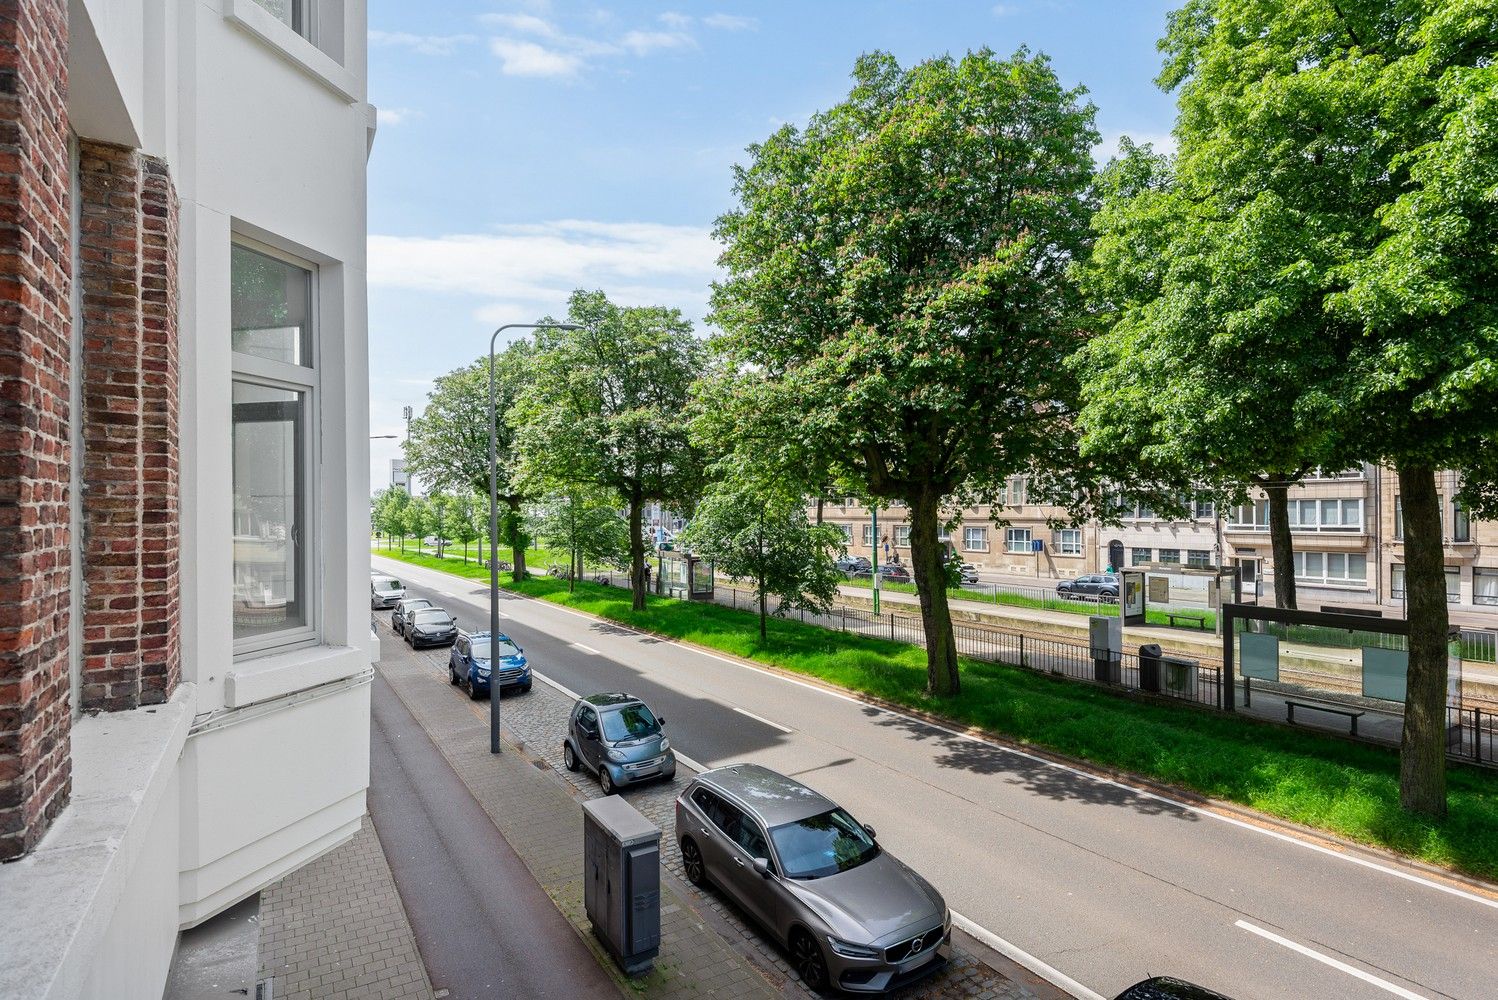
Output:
375 555 1498 1000
368 669 620 999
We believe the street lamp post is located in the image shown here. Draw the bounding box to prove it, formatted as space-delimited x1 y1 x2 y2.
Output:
488 321 582 754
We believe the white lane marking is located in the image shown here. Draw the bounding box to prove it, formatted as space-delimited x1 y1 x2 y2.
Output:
1235 920 1429 1000
673 750 710 773
732 707 792 733
570 642 600 655
533 671 579 700
951 913 1105 1000
372 556 1498 913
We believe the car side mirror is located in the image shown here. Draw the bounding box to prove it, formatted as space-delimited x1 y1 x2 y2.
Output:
752 857 771 878
657 717 665 727
863 824 877 840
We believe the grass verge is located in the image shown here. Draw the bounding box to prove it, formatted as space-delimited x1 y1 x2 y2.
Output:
375 546 1498 882
840 579 1218 630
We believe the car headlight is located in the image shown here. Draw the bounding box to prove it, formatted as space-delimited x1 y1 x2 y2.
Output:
826 936 881 960
659 737 671 752
606 749 628 762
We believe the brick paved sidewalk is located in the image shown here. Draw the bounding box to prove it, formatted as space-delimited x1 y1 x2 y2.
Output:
258 817 435 1000
378 619 1053 1000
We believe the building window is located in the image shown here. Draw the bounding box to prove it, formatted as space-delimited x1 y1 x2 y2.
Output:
1448 567 1461 603
831 523 852 543
1295 551 1367 587
1192 499 1215 520
1005 476 1028 508
1158 548 1181 565
1393 497 1402 540
1005 527 1031 553
1228 500 1270 531
233 240 318 653
1387 564 1456 601
894 524 911 547
1289 498 1362 532
254 0 314 40
963 526 988 551
861 524 874 547
1453 500 1470 542
1187 549 1211 568
1131 547 1152 565
1054 529 1082 555
1475 569 1498 607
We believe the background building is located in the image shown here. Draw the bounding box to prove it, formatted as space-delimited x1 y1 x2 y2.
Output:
0 2 374 997
390 456 409 491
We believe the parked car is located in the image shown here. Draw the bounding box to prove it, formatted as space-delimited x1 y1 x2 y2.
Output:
449 630 531 699
404 607 458 649
1057 574 1119 600
1114 977 1234 1000
836 555 872 574
563 692 676 795
854 564 911 584
391 597 434 637
676 763 949 995
957 562 980 585
370 574 406 609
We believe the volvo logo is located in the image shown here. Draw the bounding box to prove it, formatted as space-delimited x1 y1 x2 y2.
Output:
908 934 924 953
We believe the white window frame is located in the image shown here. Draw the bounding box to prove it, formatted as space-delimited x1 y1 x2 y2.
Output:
1289 497 1363 533
861 524 874 547
963 526 989 552
1054 528 1082 555
894 524 911 548
1295 550 1368 587
232 235 321 660
1474 569 1498 607
1005 527 1031 553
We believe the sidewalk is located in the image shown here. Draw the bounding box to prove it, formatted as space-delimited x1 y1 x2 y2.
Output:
376 618 1054 1000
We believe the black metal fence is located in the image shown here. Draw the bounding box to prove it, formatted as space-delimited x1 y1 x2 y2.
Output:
1449 707 1496 765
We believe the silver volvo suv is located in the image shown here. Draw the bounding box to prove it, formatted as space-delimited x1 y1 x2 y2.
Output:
675 763 949 994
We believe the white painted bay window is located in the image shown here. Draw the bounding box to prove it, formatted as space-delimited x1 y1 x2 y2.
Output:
232 240 318 655
1294 551 1367 587
963 526 988 551
894 524 911 547
1005 527 1031 553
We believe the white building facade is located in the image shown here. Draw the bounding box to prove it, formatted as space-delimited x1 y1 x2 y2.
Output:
0 2 374 997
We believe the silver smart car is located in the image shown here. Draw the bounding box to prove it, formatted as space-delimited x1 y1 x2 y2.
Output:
675 763 949 994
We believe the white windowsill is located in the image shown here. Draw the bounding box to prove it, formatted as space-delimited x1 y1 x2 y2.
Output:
0 685 195 1000
225 644 368 708
223 0 359 104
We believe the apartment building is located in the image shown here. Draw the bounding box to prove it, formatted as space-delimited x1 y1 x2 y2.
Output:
0 2 374 997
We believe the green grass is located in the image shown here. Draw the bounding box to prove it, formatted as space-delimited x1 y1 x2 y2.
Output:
375 546 1498 882
841 579 1218 630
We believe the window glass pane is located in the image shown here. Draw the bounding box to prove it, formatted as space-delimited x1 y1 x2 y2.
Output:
233 381 306 640
1475 570 1498 606
1349 554 1367 581
252 0 311 38
1132 547 1151 565
232 244 312 366
1305 552 1323 577
1392 565 1405 596
1158 548 1180 565
1445 568 1460 602
1327 553 1345 577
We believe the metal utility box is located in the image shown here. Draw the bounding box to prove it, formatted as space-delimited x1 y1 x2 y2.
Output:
1090 615 1122 685
582 796 661 975
1138 643 1163 693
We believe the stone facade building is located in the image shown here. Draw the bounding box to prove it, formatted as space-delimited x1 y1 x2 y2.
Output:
0 2 374 996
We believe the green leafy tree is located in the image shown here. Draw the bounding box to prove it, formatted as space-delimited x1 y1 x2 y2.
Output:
425 492 452 557
710 49 1098 695
533 487 629 592
1132 0 1498 816
515 290 706 611
401 496 431 554
370 487 396 549
405 342 538 579
443 493 482 564
682 471 844 641
383 487 411 553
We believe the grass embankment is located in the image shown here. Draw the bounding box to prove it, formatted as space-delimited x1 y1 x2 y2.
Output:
374 546 1498 881
841 579 1219 630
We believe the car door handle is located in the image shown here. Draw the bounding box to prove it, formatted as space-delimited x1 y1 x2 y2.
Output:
700 826 712 837
733 857 744 867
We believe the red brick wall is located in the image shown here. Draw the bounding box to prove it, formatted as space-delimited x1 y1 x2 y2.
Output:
0 0 73 862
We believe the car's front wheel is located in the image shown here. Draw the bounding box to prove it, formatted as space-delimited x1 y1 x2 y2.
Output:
789 929 830 994
599 768 616 795
680 838 705 886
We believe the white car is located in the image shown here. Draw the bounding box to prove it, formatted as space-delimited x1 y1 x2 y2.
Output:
371 574 406 609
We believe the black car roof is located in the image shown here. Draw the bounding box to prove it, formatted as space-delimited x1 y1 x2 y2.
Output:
581 691 639 707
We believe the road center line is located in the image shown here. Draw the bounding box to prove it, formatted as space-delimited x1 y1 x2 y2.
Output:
732 707 792 733
570 642 600 655
1234 921 1429 1000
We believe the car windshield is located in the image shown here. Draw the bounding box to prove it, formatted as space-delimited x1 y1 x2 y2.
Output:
599 704 659 742
471 638 520 661
769 808 879 879
376 579 402 591
412 610 451 625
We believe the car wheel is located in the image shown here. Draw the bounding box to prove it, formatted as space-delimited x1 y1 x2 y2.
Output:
449 664 460 686
680 838 706 887
563 742 578 772
519 682 532 693
468 679 483 701
599 768 616 795
790 929 830 994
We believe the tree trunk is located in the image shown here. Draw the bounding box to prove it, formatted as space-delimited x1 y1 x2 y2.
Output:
569 541 577 593
815 496 824 525
628 491 646 611
908 491 960 696
758 564 767 641
507 499 527 582
1265 477 1298 610
1396 463 1448 818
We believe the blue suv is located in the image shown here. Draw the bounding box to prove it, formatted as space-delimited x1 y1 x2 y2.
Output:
449 630 531 700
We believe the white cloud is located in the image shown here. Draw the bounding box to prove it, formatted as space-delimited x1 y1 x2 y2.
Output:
377 106 421 126
992 3 1019 15
489 38 584 77
619 29 695 55
479 12 562 38
368 29 477 55
368 220 721 326
703 13 757 30
659 11 693 29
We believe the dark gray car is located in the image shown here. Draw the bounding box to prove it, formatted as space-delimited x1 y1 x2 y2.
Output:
563 692 677 795
675 764 949 995
391 597 433 637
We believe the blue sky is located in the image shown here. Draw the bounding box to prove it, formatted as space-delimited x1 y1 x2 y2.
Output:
366 0 1181 489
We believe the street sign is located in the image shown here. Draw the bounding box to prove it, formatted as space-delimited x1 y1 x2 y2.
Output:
1031 539 1044 552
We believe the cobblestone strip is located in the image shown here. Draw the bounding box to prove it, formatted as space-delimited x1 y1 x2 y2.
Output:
375 622 780 999
381 620 1046 1000
258 817 436 1000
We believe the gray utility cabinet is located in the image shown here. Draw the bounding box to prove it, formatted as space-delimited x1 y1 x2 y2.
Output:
582 795 661 975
